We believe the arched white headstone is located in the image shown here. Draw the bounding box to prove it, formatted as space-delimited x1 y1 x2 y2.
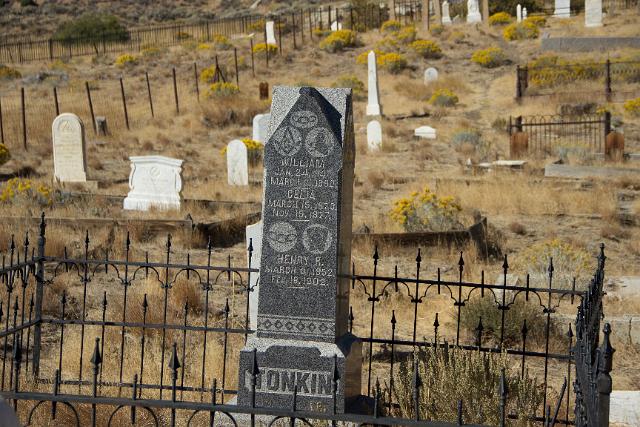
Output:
227 140 249 186
424 67 439 84
52 113 87 183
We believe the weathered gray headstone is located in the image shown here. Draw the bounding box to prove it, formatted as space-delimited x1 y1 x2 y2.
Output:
366 51 381 117
52 113 87 183
367 120 382 151
123 155 183 211
227 140 249 186
253 113 271 143
442 1 452 24
237 86 361 413
246 221 263 331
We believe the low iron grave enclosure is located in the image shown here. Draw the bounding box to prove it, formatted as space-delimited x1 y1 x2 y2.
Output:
0 216 614 426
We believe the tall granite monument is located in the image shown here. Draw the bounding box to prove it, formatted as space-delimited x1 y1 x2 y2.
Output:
237 86 361 413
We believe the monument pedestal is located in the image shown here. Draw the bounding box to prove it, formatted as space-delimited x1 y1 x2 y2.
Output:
238 334 362 413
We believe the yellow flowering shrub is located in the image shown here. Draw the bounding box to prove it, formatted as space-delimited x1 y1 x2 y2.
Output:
430 24 444 36
489 12 511 25
312 28 332 38
0 65 21 80
247 19 265 33
381 19 401 33
624 98 640 116
410 39 443 59
220 138 264 163
503 21 539 41
429 89 459 107
390 187 462 232
206 82 239 97
379 52 407 74
396 25 417 44
252 42 278 57
114 54 137 67
318 29 357 53
200 65 221 84
197 43 211 50
525 16 547 27
141 46 161 57
176 32 191 40
471 47 508 68
0 178 52 206
516 239 591 290
528 55 602 87
213 34 232 49
0 144 10 166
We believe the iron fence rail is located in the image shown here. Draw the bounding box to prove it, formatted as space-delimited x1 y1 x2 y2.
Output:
0 215 612 426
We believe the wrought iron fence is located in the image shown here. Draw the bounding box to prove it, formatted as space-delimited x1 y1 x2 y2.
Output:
516 60 640 101
508 113 611 156
0 215 613 426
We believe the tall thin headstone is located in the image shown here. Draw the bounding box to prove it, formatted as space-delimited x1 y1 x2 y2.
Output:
266 21 277 44
554 0 571 18
227 140 249 186
367 120 382 151
467 0 482 23
517 4 522 22
522 7 528 19
585 0 603 27
237 86 361 413
442 1 452 24
52 113 87 183
366 51 381 116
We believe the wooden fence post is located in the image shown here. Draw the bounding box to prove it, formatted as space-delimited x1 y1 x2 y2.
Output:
48 39 53 61
53 87 59 116
119 78 130 130
21 87 27 150
250 39 255 77
278 18 283 54
0 97 4 145
292 13 297 49
234 48 240 88
264 25 269 68
605 59 612 101
145 71 154 118
85 81 97 135
300 10 304 43
172 67 179 114
193 62 200 102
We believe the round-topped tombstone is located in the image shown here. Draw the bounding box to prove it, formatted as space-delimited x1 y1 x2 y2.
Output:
424 67 439 84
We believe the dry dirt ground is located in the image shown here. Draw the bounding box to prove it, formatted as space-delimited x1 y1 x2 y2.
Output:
0 6 639 418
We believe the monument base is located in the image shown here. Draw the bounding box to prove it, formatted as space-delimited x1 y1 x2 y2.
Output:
467 13 482 23
123 195 181 211
237 334 362 414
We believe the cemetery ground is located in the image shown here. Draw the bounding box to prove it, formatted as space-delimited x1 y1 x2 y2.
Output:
0 7 639 425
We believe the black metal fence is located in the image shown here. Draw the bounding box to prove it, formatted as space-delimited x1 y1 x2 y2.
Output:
0 215 613 426
508 113 611 156
516 60 640 101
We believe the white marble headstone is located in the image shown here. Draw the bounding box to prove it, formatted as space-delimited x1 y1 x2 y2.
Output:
366 50 382 116
227 140 249 186
246 220 262 330
442 1 452 24
415 126 437 139
467 0 482 23
252 113 271 143
265 21 277 44
330 20 343 31
585 0 602 27
522 7 528 19
52 113 87 183
123 156 183 211
553 0 571 17
424 67 439 84
367 120 382 151
517 4 522 22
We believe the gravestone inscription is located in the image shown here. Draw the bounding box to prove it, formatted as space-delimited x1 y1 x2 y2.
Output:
237 86 361 413
52 113 87 183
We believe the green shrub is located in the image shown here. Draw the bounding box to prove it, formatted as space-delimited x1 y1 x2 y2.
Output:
0 144 10 166
53 13 128 44
471 47 508 68
451 129 491 158
624 97 640 116
525 15 547 27
396 25 417 44
332 75 365 99
503 21 539 41
390 187 462 232
252 42 278 57
213 34 232 49
430 24 445 36
381 19 401 33
389 345 545 423
0 65 21 80
410 39 443 59
489 12 512 25
429 89 459 107
114 54 137 67
379 52 407 74
318 29 357 53
206 82 240 98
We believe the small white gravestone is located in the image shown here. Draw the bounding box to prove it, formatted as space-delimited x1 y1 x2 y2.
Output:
442 1 452 24
424 67 439 84
330 20 343 31
123 156 183 211
52 113 87 183
585 0 603 27
415 126 437 139
246 220 262 330
467 0 482 23
522 7 528 19
553 0 571 18
367 120 382 151
517 4 522 22
265 21 277 44
227 140 249 186
366 51 382 116
252 113 271 143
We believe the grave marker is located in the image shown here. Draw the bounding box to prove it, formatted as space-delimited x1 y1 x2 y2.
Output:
227 140 249 186
367 120 382 151
517 4 522 22
123 155 183 211
605 131 624 162
52 113 87 183
554 0 571 18
522 7 528 19
237 86 361 413
442 1 452 24
253 113 271 143
585 0 603 27
259 81 269 100
467 0 482 23
366 51 382 116
424 67 439 84
510 132 529 159
415 125 436 139
266 21 277 44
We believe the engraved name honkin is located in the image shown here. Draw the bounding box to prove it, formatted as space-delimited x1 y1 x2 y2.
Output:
245 367 334 397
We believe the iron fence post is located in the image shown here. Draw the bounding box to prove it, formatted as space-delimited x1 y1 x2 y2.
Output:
32 213 46 377
597 323 614 427
605 59 612 101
